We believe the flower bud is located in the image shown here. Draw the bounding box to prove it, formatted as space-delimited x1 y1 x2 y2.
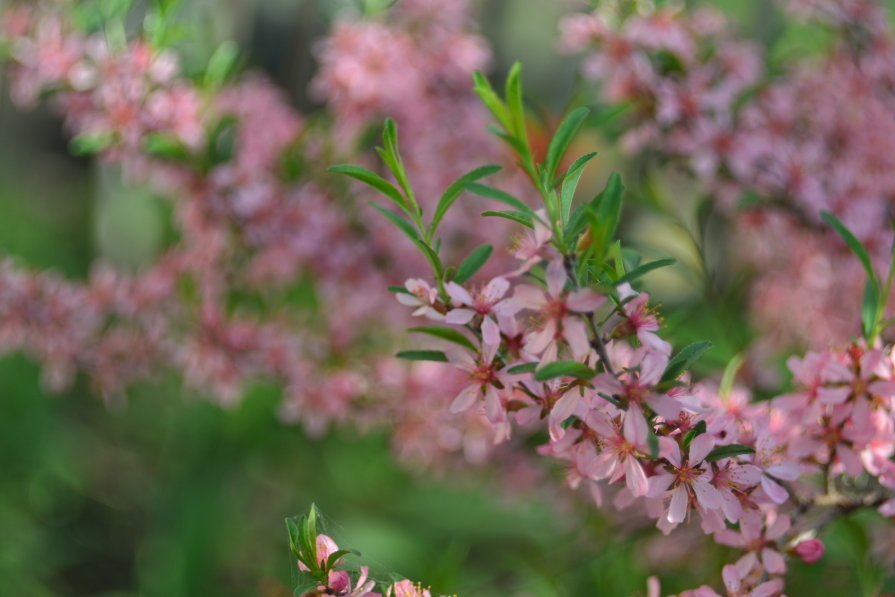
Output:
793 538 824 564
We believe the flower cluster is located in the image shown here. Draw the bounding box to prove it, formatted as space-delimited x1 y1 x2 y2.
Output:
559 1 895 353
360 63 895 596
286 506 446 597
312 0 528 267
0 0 517 471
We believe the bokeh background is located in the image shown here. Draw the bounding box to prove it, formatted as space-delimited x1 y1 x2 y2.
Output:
2 1 895 595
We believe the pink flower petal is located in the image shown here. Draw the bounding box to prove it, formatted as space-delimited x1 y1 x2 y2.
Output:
667 484 689 523
445 308 475 325
625 456 649 497
446 281 473 306
566 288 605 312
546 259 567 297
688 433 715 464
450 385 479 414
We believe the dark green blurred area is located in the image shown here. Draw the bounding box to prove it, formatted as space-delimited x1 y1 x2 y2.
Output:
2 1 895 595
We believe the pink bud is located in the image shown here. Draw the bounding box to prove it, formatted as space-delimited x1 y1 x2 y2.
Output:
793 539 824 564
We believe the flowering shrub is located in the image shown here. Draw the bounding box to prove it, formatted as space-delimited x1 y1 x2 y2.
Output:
0 0 514 469
3 0 895 594
559 0 895 355
341 63 895 595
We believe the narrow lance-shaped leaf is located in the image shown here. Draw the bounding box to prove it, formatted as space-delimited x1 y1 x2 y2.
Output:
561 151 598 225
414 239 444 280
705 444 755 462
396 350 449 363
462 182 536 215
285 518 302 559
71 131 115 155
428 165 502 238
647 425 659 459
615 258 677 285
507 362 538 374
535 360 597 381
863 277 880 338
683 420 708 450
482 210 533 229
379 118 419 216
369 203 419 244
719 353 745 398
330 165 409 216
306 505 318 557
205 40 239 87
505 62 527 144
821 211 877 284
491 128 530 159
545 108 591 184
409 326 477 351
454 244 493 284
661 341 713 382
326 548 361 571
592 172 625 248
472 71 512 133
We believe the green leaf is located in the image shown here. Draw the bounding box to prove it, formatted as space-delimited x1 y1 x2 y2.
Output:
615 258 677 285
683 420 707 450
306 505 318 541
863 277 880 339
378 118 418 215
561 152 598 224
70 131 115 155
326 548 360 571
409 327 476 351
719 353 745 398
369 203 419 244
285 518 302 559
205 40 239 87
414 239 444 279
546 108 591 183
473 71 512 133
462 182 535 214
661 341 713 382
507 362 538 374
207 116 237 167
505 62 527 142
330 165 408 214
705 444 755 462
590 172 625 252
482 210 533 229
454 244 493 284
293 574 324 595
389 285 411 295
429 165 501 237
396 350 449 362
143 133 190 160
534 360 596 381
821 211 876 284
493 129 531 158
565 203 590 241
647 426 659 459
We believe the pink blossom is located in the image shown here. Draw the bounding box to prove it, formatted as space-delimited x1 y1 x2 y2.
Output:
396 279 444 320
444 277 520 328
445 317 504 420
715 511 790 576
514 260 604 361
649 435 723 525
